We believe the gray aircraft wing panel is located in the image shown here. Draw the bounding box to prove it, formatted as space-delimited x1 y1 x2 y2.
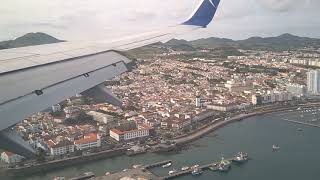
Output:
0 51 130 131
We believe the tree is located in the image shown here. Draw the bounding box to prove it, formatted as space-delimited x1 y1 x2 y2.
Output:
36 148 46 162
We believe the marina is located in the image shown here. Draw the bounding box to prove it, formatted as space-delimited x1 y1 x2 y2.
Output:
93 153 249 180
159 156 240 179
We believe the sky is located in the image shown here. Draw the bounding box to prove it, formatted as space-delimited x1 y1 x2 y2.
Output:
1 0 319 41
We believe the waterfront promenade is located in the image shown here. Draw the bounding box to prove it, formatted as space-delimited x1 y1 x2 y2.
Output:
174 102 320 145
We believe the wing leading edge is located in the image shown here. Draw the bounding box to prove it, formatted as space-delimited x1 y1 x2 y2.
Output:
0 0 221 158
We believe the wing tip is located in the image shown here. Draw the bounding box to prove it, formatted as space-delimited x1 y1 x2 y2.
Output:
182 0 220 27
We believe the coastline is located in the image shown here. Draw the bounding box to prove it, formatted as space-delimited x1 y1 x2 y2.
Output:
173 102 320 145
3 102 320 177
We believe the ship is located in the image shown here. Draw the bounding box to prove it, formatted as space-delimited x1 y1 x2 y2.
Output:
162 162 172 168
181 166 189 171
232 152 249 163
168 169 177 175
191 168 203 176
272 144 280 151
217 157 231 172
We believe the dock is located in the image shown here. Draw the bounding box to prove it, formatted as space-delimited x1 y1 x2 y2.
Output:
94 157 246 180
160 158 233 180
280 118 320 128
144 160 172 169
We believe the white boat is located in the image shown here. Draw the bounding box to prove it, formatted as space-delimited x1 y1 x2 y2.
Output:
105 172 111 176
162 162 172 168
192 168 203 176
192 164 200 169
53 177 65 180
181 166 190 171
272 144 280 151
168 169 177 175
132 164 143 169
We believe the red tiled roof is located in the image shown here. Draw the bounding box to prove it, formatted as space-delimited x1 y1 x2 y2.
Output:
110 129 125 135
74 133 98 145
3 151 15 157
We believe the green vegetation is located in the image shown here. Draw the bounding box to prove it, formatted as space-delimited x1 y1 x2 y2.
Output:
162 34 320 52
0 32 64 49
64 111 95 125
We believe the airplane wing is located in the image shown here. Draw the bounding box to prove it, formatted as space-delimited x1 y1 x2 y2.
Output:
0 0 220 157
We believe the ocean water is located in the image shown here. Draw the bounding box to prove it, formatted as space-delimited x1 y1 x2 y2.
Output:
9 107 320 180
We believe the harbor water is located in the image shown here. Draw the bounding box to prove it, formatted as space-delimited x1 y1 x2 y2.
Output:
10 108 320 180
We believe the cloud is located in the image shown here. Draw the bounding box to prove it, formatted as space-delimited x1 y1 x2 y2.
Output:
0 0 319 41
257 0 306 12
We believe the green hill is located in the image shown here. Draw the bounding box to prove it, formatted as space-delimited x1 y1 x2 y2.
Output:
0 32 64 49
164 33 320 51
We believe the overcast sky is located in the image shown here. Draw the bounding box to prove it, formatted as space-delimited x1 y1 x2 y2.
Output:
1 0 319 41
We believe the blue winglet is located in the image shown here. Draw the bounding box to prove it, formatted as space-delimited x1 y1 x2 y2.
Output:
183 0 220 28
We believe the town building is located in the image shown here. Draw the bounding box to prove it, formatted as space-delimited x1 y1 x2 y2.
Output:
252 91 293 105
195 96 202 107
161 117 192 130
286 83 306 97
206 103 237 112
87 111 115 124
74 133 101 150
307 70 320 95
46 139 75 156
1 152 24 164
224 80 252 93
51 104 62 113
110 125 151 142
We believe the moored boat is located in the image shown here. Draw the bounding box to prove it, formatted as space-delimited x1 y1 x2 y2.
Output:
272 144 280 151
232 152 249 163
168 169 177 175
162 162 172 168
181 166 189 171
217 157 231 172
191 168 203 176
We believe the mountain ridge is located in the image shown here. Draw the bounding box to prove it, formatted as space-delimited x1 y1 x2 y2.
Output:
165 33 320 51
1 32 319 51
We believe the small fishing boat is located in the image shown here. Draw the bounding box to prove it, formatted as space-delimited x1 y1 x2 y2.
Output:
217 157 231 172
162 162 172 168
191 168 203 176
168 169 177 175
272 144 280 151
232 152 249 163
181 166 190 171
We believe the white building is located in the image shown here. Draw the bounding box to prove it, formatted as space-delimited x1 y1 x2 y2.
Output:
307 70 320 95
46 139 75 156
195 96 202 107
74 133 101 150
1 152 24 164
87 111 115 124
52 104 62 112
110 126 150 142
206 103 237 112
286 83 306 97
252 91 293 105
